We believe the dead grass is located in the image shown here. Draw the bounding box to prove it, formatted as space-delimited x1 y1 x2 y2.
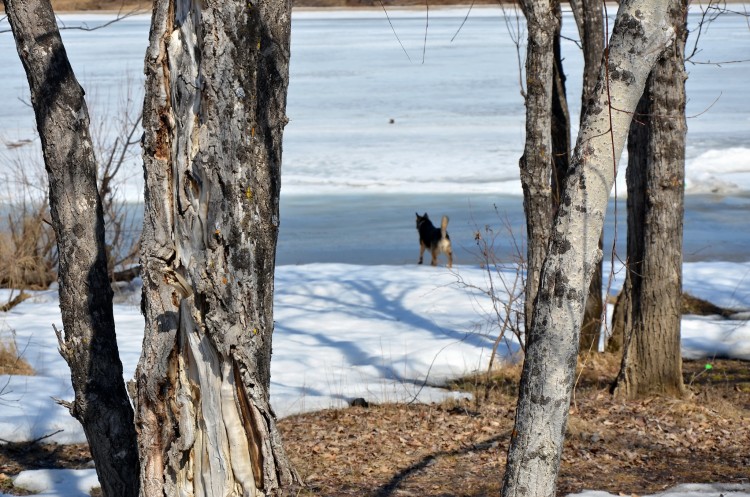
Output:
0 340 34 376
0 204 57 292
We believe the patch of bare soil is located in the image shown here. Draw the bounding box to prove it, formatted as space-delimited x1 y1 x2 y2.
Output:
0 357 748 496
0 442 91 494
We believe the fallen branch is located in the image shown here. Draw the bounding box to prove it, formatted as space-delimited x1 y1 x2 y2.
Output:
0 292 31 312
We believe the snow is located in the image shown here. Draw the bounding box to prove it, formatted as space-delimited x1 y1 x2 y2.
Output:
684 148 750 195
6 469 100 497
1 5 749 497
570 484 750 497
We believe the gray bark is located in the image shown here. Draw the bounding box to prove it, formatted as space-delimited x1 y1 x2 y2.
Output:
571 0 605 118
571 0 606 355
518 0 558 334
135 0 299 495
3 1 140 496
611 0 688 399
551 0 571 210
501 1 674 496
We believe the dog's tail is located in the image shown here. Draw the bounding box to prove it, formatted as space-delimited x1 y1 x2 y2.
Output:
441 215 449 237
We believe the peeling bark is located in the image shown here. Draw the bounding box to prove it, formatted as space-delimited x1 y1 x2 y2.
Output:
612 0 688 399
501 1 674 496
136 0 299 495
3 1 140 495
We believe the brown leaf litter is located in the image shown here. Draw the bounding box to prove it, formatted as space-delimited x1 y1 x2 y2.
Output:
0 357 748 496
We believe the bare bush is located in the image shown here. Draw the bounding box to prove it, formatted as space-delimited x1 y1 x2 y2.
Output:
454 208 526 402
0 84 143 302
0 150 57 293
89 88 143 283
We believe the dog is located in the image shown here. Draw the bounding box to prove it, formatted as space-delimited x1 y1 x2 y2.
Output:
415 212 453 268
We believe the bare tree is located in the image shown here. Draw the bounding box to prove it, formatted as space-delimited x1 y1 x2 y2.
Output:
3 0 140 495
135 0 300 495
611 0 688 399
501 1 675 495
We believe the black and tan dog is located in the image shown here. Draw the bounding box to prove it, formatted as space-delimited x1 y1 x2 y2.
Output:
415 212 453 268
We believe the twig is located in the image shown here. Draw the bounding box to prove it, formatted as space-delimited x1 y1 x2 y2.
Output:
378 0 412 62
0 429 64 444
560 33 582 50
0 6 144 34
421 1 429 64
450 0 476 42
54 8 144 32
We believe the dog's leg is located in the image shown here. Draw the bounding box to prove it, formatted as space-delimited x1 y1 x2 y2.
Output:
431 248 438 266
447 248 453 268
419 242 425 265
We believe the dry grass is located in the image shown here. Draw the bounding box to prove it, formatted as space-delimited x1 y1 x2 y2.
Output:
0 337 34 376
0 203 57 292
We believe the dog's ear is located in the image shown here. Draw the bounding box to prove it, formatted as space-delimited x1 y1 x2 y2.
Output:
415 212 420 218
423 212 429 219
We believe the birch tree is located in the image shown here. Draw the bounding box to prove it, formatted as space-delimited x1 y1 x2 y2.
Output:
502 1 674 495
135 0 299 495
521 0 606 354
570 0 606 354
611 0 688 399
3 1 140 495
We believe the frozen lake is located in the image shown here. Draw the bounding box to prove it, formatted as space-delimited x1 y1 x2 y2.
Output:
1 6 749 263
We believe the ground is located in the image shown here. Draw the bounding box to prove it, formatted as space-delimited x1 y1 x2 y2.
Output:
1 356 748 496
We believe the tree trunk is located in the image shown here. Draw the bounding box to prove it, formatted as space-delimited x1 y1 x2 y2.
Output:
136 0 299 495
551 0 571 210
519 0 558 334
3 1 141 496
611 0 688 399
606 285 629 353
501 1 674 496
571 0 605 116
571 0 606 355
